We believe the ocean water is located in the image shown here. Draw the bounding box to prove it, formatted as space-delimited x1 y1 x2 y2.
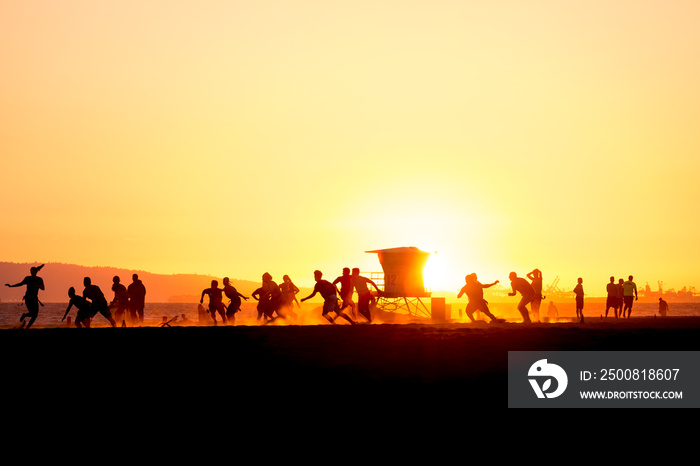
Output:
1 300 699 329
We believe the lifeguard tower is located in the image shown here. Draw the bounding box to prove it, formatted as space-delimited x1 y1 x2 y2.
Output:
366 246 432 318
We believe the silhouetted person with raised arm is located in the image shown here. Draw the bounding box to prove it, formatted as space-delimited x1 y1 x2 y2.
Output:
605 276 618 318
127 274 146 324
659 297 669 317
110 276 130 325
622 275 638 318
83 277 117 327
508 271 534 323
200 280 227 325
279 274 300 318
573 277 584 323
351 268 381 323
223 277 248 324
332 267 355 317
63 287 92 328
301 270 356 324
5 264 45 328
457 273 503 323
526 269 544 322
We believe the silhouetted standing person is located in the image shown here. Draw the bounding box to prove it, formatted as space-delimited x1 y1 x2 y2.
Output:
223 277 248 324
573 277 584 323
616 278 625 317
526 269 544 322
622 275 638 318
605 276 618 318
110 276 129 325
659 297 669 317
62 287 92 328
457 273 502 323
301 270 355 324
351 268 381 323
5 264 45 328
508 272 535 323
333 267 355 318
127 274 146 324
83 277 117 327
200 280 227 325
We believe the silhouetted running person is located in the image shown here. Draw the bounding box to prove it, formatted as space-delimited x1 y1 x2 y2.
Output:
622 275 638 318
223 277 248 324
83 277 117 327
110 276 130 325
605 276 618 318
332 267 355 317
351 268 381 323
265 274 284 323
127 274 146 324
457 273 503 323
279 275 300 318
508 272 534 323
526 269 544 322
5 264 45 328
301 270 355 324
200 280 227 325
62 287 92 328
573 277 584 323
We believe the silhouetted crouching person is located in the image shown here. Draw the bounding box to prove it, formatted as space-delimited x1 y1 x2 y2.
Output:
458 273 503 323
351 268 380 323
573 277 584 323
301 270 356 324
5 264 45 329
83 277 117 327
201 280 227 325
128 274 146 324
63 287 92 328
223 277 248 324
508 272 534 323
659 297 669 317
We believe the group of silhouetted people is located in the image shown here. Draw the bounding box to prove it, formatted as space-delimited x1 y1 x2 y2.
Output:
457 269 547 324
604 275 638 318
2 263 661 329
4 264 147 328
198 268 382 326
62 274 147 328
457 270 645 324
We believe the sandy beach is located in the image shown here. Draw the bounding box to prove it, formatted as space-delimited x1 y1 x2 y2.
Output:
3 316 700 410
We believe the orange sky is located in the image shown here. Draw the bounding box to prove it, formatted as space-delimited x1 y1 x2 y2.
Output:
2 1 700 296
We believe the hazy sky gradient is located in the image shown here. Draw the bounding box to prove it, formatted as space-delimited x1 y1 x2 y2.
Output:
2 1 700 295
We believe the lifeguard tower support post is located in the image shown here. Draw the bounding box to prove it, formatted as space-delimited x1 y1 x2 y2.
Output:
366 246 432 318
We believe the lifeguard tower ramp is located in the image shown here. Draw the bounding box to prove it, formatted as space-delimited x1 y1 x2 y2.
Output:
366 247 432 318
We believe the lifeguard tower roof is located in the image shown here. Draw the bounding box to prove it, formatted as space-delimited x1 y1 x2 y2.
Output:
366 246 431 298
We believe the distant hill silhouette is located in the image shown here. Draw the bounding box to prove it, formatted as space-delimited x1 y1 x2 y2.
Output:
0 262 283 303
